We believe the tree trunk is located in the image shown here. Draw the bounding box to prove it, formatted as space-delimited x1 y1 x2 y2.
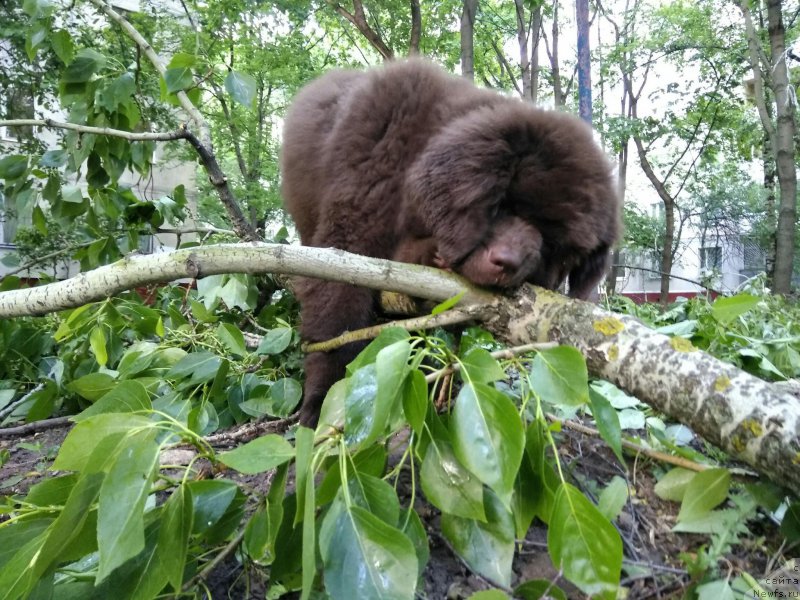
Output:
576 0 592 123
737 0 796 293
605 142 629 295
633 136 675 306
766 0 797 294
514 0 541 103
460 0 478 80
409 0 421 54
763 131 777 281
550 0 563 106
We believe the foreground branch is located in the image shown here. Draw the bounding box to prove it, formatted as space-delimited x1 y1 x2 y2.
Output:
0 243 491 318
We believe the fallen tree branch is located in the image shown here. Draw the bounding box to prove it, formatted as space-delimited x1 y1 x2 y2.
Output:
0 416 72 439
0 243 798 495
0 243 492 318
304 304 493 352
493 287 800 495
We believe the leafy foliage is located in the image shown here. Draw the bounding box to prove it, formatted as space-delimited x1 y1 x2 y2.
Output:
0 302 629 598
610 285 800 381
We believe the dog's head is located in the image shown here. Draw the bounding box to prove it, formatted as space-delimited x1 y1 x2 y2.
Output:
405 102 620 299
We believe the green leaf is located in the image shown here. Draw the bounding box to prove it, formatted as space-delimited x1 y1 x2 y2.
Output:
711 293 760 324
348 473 400 526
451 382 524 504
317 445 387 506
548 483 622 598
188 480 238 534
672 509 738 534
512 445 540 539
74 380 151 422
0 155 28 180
468 591 509 600
402 369 427 436
344 364 379 447
23 0 54 17
441 488 515 586
460 348 506 384
514 580 568 600
420 436 485 520
167 351 222 385
51 29 74 64
65 372 116 401
431 291 464 315
164 66 194 93
589 388 623 464
92 518 167 600
27 473 103 592
529 346 589 406
156 485 193 589
293 426 315 527
597 476 628 521
89 325 108 366
696 579 736 600
61 184 83 203
400 508 429 576
780 501 800 543
26 22 47 60
0 518 51 570
225 70 257 108
269 377 302 417
40 149 68 168
52 414 154 472
218 434 295 474
653 467 696 502
167 52 196 68
256 327 292 355
676 468 730 524
26 474 78 506
347 327 410 374
62 48 106 83
244 502 271 562
366 339 411 444
216 322 247 357
96 72 136 112
319 496 418 600
96 429 160 582
301 455 316 600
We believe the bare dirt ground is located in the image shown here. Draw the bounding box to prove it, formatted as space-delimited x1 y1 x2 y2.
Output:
0 421 780 599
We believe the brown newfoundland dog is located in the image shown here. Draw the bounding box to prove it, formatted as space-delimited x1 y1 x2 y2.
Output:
281 59 620 425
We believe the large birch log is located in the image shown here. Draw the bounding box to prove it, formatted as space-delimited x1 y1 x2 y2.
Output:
491 287 800 496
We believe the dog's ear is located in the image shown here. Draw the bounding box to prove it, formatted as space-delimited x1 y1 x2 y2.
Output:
404 110 516 265
568 244 611 300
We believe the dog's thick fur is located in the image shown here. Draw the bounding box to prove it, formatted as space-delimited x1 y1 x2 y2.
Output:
281 59 620 425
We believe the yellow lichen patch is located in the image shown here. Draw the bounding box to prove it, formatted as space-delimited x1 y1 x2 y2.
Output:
714 375 731 393
607 344 619 361
731 435 746 453
669 337 695 352
793 453 800 465
740 419 763 437
593 317 624 336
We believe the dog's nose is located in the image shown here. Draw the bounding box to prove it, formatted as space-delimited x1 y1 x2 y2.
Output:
488 246 523 273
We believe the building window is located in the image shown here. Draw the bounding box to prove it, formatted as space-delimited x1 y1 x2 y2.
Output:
742 243 765 271
700 246 722 271
645 251 661 279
